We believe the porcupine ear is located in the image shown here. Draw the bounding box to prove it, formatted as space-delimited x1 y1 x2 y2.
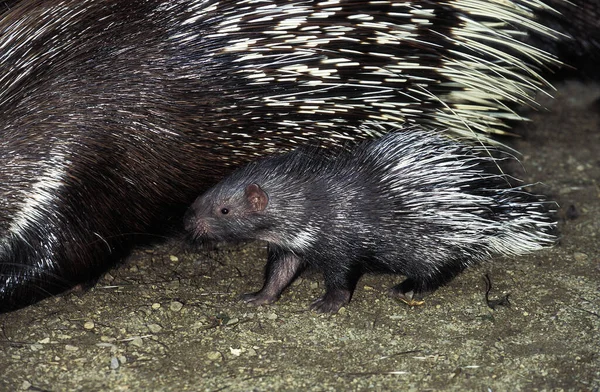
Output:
245 183 269 212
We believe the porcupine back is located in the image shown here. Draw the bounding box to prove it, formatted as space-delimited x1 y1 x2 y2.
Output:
0 0 561 312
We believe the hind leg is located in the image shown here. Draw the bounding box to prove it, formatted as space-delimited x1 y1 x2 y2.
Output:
390 261 467 306
389 278 427 306
310 266 362 313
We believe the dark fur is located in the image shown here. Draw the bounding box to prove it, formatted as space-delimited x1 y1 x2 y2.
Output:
185 131 556 313
526 0 600 79
0 0 250 311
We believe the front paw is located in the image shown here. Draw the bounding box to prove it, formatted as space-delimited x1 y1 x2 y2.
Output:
241 291 279 307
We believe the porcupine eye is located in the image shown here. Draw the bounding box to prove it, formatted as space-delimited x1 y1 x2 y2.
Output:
220 208 229 215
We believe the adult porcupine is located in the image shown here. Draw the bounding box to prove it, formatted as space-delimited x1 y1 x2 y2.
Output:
184 130 557 313
526 0 600 78
0 0 567 312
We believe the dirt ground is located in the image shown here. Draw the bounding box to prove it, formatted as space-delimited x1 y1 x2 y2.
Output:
0 81 598 391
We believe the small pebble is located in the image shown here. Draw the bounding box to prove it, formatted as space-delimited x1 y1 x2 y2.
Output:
573 252 588 262
226 318 239 326
38 337 50 344
84 321 95 330
20 381 31 390
30 344 43 352
151 303 161 310
169 255 179 262
266 313 278 320
110 357 120 370
191 321 205 329
148 323 162 333
170 301 184 312
130 337 144 347
207 351 222 361
65 345 79 352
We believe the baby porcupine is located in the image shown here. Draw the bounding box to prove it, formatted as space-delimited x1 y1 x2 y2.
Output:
185 130 557 313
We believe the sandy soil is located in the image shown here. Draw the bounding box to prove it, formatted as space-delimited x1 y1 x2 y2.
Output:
0 81 598 391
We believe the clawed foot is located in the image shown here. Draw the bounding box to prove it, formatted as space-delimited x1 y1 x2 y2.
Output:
241 291 279 307
389 289 425 306
309 289 351 313
389 279 426 306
